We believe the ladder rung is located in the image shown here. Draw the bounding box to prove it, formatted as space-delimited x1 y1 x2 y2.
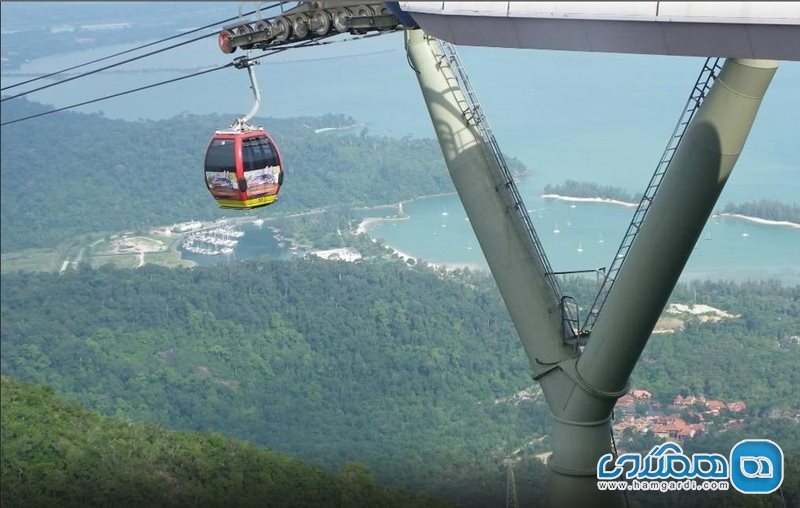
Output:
582 57 718 334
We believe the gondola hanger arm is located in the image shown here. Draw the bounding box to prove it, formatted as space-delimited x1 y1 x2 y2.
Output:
231 53 262 131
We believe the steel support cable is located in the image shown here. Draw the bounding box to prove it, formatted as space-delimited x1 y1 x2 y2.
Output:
2 32 222 103
0 2 285 92
0 33 377 127
1 64 232 126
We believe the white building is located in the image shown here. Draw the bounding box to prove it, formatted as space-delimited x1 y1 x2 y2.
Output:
311 248 362 262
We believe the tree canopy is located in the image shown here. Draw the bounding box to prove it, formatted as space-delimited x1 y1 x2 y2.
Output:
0 376 454 508
1 261 797 506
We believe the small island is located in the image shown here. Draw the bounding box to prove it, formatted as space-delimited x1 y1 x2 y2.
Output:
720 200 800 229
541 180 641 207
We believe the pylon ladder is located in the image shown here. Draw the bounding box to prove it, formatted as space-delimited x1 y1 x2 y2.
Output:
433 37 580 340
582 57 723 334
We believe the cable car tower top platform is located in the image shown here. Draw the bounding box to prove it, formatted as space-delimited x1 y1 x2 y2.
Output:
397 1 800 60
220 2 799 61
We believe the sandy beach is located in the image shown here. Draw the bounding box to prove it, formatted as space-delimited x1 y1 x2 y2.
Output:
717 213 800 230
385 244 483 272
355 216 410 235
541 193 638 208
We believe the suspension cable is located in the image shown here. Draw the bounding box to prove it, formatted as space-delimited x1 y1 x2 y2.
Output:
0 33 383 127
0 2 285 92
1 63 233 126
2 32 221 103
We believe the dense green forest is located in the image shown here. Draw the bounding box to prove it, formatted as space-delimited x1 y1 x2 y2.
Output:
0 98 529 253
1 261 797 506
0 260 546 506
542 180 641 203
0 376 453 508
723 199 800 224
0 99 448 251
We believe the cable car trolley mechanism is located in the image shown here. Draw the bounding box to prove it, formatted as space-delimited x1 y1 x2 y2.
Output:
204 56 283 210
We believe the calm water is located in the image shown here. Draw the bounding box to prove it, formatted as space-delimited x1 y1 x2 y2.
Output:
368 189 800 285
180 222 292 267
2 22 798 281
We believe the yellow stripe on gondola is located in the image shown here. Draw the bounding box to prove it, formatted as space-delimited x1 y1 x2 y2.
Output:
216 195 279 209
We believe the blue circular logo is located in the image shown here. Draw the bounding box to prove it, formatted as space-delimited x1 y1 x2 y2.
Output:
729 439 784 494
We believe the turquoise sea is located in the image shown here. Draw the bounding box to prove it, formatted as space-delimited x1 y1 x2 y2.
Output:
367 191 800 285
2 22 798 282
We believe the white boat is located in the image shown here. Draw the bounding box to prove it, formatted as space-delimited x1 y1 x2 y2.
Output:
553 223 560 234
741 232 750 238
441 206 449 217
577 242 584 253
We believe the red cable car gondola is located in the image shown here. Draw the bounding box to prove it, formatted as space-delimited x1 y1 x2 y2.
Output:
204 128 283 209
204 57 283 210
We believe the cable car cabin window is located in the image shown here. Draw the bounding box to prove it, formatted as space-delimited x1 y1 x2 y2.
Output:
205 139 236 172
242 137 279 171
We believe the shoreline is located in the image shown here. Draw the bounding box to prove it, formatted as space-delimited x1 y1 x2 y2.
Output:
355 215 410 235
717 213 800 230
352 191 459 235
541 193 638 208
385 244 484 273
352 191 458 212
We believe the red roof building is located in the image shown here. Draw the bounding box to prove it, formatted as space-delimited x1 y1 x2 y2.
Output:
617 394 635 407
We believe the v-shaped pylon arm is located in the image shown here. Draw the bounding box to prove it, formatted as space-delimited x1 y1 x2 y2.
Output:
406 29 572 370
407 27 777 507
577 58 778 397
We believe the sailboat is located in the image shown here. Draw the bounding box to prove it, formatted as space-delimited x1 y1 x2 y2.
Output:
466 241 473 251
577 241 584 253
597 232 605 244
553 223 561 234
441 205 449 217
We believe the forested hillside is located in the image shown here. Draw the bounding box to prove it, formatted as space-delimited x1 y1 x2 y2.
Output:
542 180 641 203
0 99 450 251
0 377 453 508
0 260 545 506
1 260 798 506
723 199 800 223
0 98 529 253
